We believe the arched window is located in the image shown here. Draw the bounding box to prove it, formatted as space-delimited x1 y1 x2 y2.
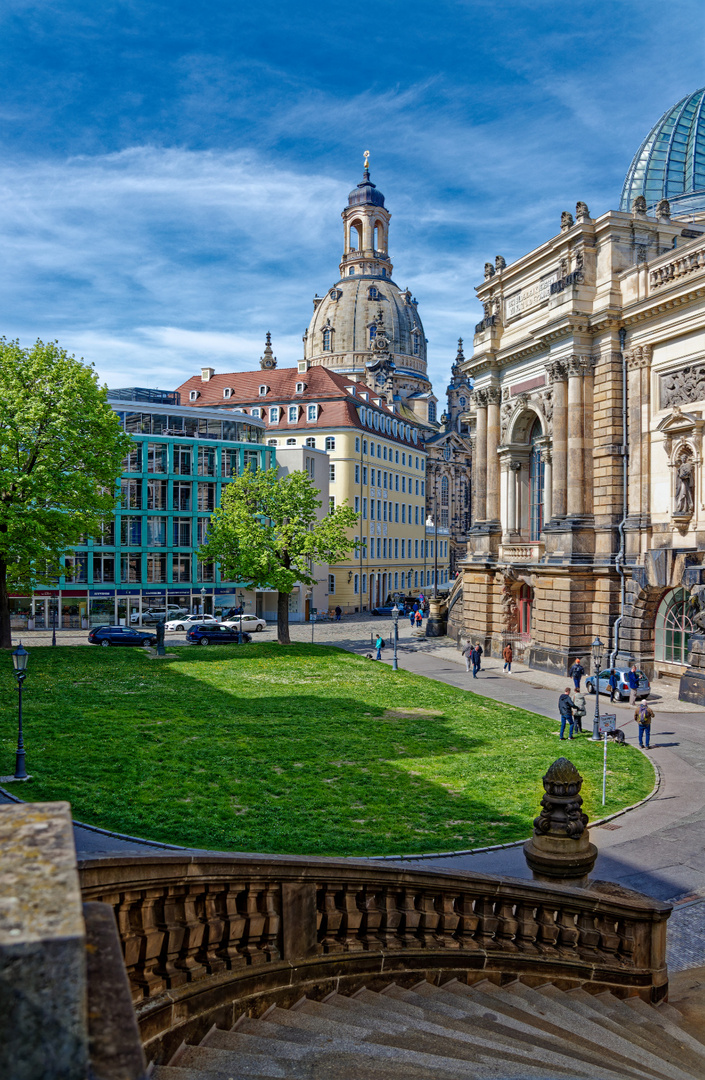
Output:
369 324 377 342
325 436 335 450
322 328 332 351
349 223 361 250
428 401 437 423
519 583 532 637
655 587 693 664
373 224 379 250
440 476 449 527
529 420 544 541
349 267 355 275
459 396 466 408
412 333 420 356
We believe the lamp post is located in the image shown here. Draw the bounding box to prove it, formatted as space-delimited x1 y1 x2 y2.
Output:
433 498 439 599
51 603 57 647
391 604 399 671
590 635 604 741
11 643 29 780
200 586 207 615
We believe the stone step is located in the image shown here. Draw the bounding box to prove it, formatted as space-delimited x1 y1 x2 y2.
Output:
153 981 705 1080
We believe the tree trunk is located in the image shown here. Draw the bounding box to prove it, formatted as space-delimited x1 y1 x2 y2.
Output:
277 590 291 645
0 556 11 650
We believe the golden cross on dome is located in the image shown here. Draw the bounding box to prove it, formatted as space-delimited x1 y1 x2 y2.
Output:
363 150 370 171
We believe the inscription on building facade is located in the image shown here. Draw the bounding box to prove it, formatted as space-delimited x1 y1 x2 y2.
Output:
505 272 558 320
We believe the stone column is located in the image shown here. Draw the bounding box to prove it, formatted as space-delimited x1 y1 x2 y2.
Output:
581 355 596 515
472 390 488 521
543 451 553 523
486 386 501 522
566 356 585 517
548 362 567 519
507 462 517 533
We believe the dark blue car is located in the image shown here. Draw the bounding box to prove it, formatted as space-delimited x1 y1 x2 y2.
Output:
88 625 157 647
186 623 252 646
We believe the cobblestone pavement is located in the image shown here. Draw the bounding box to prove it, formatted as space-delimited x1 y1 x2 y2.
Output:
667 896 705 973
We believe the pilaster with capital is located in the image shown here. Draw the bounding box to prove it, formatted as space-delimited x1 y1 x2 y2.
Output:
471 389 488 522
547 361 568 519
624 344 652 527
580 355 597 514
566 355 585 516
486 386 502 523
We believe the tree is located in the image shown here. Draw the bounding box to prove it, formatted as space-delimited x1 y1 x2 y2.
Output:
200 466 359 644
0 338 131 649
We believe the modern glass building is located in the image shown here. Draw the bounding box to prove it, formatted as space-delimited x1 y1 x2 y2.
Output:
620 87 705 216
9 390 272 631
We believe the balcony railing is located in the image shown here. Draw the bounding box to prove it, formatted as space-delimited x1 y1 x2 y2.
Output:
500 541 544 562
649 243 705 289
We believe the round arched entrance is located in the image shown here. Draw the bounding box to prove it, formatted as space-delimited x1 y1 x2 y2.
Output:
655 587 693 665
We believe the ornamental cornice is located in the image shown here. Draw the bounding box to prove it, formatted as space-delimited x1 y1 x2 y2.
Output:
547 360 567 383
486 386 502 405
624 344 652 370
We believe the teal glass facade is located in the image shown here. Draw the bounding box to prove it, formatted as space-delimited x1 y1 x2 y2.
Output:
7 398 272 630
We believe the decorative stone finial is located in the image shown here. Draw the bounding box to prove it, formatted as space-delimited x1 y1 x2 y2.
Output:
456 338 465 363
259 331 277 370
656 198 671 220
575 201 590 222
484 262 495 279
632 195 647 215
523 758 597 887
495 255 506 272
561 211 574 231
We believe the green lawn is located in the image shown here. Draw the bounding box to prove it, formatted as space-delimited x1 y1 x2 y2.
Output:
0 644 654 857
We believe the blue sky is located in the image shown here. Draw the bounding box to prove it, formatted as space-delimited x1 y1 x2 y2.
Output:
0 1 704 396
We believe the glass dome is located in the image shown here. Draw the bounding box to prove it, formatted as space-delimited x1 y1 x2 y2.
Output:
620 87 705 215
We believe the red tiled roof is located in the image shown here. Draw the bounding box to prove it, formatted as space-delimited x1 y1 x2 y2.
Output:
174 366 422 447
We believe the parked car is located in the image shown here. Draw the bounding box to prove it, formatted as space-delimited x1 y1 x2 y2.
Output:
88 626 158 648
165 613 219 632
371 605 400 616
186 624 253 646
585 668 651 701
131 605 189 625
220 614 267 633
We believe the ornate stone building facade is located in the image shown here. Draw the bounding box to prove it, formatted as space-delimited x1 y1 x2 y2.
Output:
451 87 705 698
302 158 473 578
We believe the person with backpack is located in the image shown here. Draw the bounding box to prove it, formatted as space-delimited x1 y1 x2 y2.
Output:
608 669 619 703
572 688 587 733
569 658 585 691
409 607 416 627
503 643 513 673
635 701 654 748
415 610 423 628
375 634 384 660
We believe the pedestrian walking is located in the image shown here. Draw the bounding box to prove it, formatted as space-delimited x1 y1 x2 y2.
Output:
627 663 640 706
503 644 513 673
635 700 654 748
470 645 481 678
475 642 484 671
415 610 423 628
608 669 619 703
460 640 473 672
572 689 587 733
558 687 580 740
375 635 383 661
409 609 415 627
335 605 342 622
569 658 585 692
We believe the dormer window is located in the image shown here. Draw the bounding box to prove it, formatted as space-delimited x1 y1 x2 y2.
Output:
259 385 268 396
288 405 298 423
250 407 262 418
345 385 356 396
368 286 379 300
189 390 199 401
269 406 280 423
223 387 232 399
307 404 319 422
295 381 306 393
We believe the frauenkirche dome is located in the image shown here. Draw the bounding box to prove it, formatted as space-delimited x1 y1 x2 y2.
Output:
620 87 705 217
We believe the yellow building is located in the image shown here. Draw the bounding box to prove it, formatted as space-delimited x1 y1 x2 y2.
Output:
176 361 434 612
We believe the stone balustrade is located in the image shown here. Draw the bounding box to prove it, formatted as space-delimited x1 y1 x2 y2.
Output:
500 542 544 561
650 244 705 289
79 853 671 1063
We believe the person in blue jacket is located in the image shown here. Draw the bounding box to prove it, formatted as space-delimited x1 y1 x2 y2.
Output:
627 664 640 706
558 687 581 740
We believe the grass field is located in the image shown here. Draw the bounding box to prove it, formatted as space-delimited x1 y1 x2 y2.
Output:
0 643 655 857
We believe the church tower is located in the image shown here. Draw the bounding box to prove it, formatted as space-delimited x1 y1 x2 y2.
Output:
302 156 437 429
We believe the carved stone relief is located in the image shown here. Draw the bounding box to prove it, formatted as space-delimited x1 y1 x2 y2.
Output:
660 363 705 409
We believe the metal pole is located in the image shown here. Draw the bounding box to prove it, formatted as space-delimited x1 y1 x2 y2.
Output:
311 615 315 644
52 605 56 647
433 498 438 599
591 666 601 740
602 730 608 805
14 673 27 780
392 617 398 671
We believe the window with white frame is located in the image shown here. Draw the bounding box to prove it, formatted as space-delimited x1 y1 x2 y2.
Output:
329 464 335 481
259 385 268 396
305 437 315 448
307 404 318 422
354 573 359 594
355 464 360 483
250 407 262 418
286 438 296 445
329 496 335 513
325 436 335 450
288 406 298 423
295 381 305 393
269 406 280 423
322 328 332 350
189 390 199 401
328 574 335 594
223 387 232 399
362 573 367 593
355 437 360 452
267 439 277 446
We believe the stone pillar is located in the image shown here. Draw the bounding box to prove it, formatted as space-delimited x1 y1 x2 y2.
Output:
486 387 501 522
472 390 488 521
523 758 598 887
507 462 517 533
581 356 596 515
566 356 585 517
548 362 567 519
543 451 553 523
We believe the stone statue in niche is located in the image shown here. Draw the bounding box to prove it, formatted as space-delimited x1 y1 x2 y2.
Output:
674 449 695 516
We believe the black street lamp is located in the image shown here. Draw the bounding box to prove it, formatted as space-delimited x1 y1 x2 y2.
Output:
590 635 604 741
11 642 29 780
391 604 400 671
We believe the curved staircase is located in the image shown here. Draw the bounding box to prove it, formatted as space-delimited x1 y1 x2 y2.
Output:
155 977 705 1080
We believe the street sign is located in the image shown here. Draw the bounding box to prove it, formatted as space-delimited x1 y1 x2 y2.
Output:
598 714 617 734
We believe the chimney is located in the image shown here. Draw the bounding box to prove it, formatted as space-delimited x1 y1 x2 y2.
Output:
201 367 215 382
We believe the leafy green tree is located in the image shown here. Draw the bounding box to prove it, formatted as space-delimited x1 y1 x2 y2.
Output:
200 466 359 644
0 338 131 649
